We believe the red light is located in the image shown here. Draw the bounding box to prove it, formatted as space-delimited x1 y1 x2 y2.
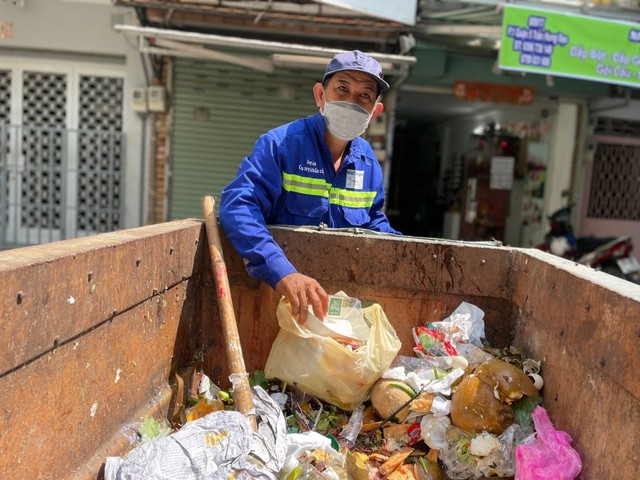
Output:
501 141 508 148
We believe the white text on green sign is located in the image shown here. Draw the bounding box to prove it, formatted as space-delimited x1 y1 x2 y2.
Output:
499 5 640 88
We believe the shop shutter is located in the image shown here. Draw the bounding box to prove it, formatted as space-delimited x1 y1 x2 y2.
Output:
170 56 320 220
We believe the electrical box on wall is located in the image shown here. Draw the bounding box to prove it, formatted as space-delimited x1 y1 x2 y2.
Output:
148 86 167 113
131 87 148 113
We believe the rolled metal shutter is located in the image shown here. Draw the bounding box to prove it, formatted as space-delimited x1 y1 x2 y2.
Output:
171 56 320 220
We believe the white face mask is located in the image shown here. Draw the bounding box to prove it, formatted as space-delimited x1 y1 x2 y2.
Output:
321 101 373 141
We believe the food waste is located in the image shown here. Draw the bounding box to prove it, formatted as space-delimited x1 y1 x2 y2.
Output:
123 302 560 479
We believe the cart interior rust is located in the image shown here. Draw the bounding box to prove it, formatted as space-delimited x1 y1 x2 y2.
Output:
0 219 638 479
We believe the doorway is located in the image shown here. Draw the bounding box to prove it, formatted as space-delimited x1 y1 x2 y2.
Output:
0 60 124 246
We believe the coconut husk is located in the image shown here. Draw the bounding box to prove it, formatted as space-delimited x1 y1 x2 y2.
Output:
370 380 413 422
451 374 514 434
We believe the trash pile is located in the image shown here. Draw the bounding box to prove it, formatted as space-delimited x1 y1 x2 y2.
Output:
104 295 582 480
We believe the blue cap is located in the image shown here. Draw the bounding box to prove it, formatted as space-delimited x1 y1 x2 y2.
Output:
322 50 390 95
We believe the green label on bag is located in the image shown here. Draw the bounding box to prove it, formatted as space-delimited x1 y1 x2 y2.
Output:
328 296 343 317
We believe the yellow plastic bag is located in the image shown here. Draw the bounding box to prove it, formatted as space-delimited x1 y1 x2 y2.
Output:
264 293 402 410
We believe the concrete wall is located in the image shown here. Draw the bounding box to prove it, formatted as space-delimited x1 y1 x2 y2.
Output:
0 0 148 228
543 102 578 218
589 97 640 120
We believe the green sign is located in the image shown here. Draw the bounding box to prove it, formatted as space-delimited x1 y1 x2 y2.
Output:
499 5 640 88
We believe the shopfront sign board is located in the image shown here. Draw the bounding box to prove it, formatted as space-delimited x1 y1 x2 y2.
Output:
499 4 640 88
453 81 535 105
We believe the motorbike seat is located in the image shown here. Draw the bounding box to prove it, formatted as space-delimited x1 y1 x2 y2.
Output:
576 236 619 257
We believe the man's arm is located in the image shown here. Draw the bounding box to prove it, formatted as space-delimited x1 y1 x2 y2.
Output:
219 134 328 321
219 134 296 287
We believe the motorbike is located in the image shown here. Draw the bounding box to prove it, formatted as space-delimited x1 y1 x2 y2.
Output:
537 205 640 284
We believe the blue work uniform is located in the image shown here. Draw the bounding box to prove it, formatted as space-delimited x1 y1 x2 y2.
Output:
219 112 400 289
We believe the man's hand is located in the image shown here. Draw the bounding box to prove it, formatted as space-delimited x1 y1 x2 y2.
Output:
275 273 328 323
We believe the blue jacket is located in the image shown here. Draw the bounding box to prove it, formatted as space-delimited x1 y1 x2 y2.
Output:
219 112 399 288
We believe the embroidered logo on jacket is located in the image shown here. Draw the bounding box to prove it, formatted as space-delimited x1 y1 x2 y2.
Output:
298 159 324 175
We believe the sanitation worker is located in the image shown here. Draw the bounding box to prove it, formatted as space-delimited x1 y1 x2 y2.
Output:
219 50 400 322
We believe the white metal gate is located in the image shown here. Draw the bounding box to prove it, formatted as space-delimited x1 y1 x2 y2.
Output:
0 61 124 247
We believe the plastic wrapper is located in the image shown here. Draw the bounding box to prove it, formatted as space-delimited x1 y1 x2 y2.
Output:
279 431 345 480
420 414 450 451
198 372 221 400
455 343 495 368
475 423 534 478
338 404 364 449
429 301 486 347
439 426 476 480
469 432 501 457
413 326 458 357
265 292 401 410
439 420 537 479
381 355 465 397
412 302 486 370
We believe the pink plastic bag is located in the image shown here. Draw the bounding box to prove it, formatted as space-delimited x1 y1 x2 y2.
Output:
515 406 582 480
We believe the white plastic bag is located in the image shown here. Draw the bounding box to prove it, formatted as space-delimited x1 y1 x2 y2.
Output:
279 431 345 479
264 292 401 410
430 301 486 347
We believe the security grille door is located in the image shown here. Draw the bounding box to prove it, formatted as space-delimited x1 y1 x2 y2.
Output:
0 61 124 246
588 143 640 220
0 69 11 235
76 75 124 235
588 118 640 221
20 71 67 234
0 70 9 121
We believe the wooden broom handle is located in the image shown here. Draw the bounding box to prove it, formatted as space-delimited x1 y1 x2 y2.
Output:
201 195 257 431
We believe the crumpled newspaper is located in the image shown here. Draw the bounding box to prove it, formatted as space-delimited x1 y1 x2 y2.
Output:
104 386 286 480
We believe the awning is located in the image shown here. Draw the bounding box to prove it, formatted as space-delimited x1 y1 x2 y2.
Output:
115 24 416 75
